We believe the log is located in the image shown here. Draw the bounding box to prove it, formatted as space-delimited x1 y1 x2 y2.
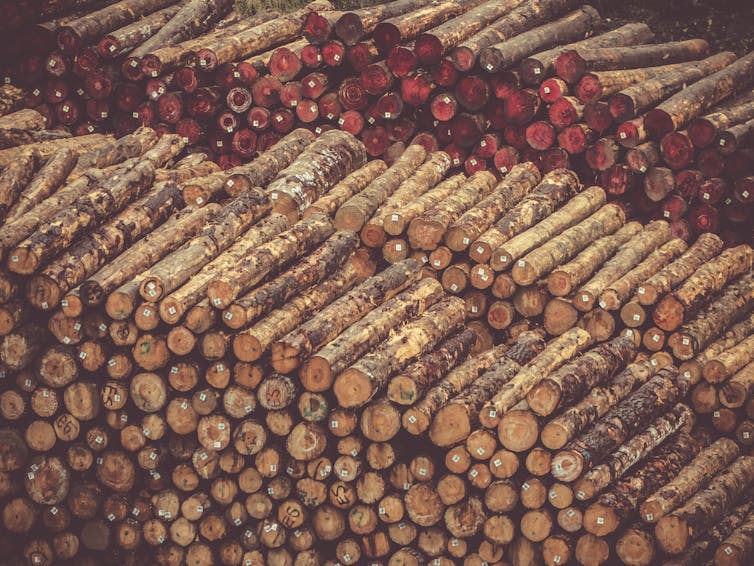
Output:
233 260 368 363
655 455 754 554
704 334 754 384
551 365 688 481
599 238 688 311
582 430 702 537
360 151 452 247
273 258 421 375
303 161 387 219
714 509 754 566
720 360 754 409
0 85 25 117
445 162 541 252
574 220 672 312
334 0 437 45
333 297 466 407
556 38 710 84
687 86 754 148
527 336 637 417
547 221 643 297
401 342 510 435
205 213 335 309
491 184 606 272
478 6 602 73
636 232 723 306
0 133 113 169
450 0 581 72
653 244 753 331
334 144 425 231
68 127 159 181
407 170 497 251
575 403 694 502
300 278 445 392
511 203 625 286
640 437 740 524
97 3 183 58
645 51 754 139
0 149 39 215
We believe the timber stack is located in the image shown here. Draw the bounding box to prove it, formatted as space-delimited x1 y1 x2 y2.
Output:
1 0 752 243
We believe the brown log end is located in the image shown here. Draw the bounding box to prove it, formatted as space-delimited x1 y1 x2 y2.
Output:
232 334 263 363
333 369 373 408
429 404 471 448
299 356 333 393
551 450 584 483
654 515 689 555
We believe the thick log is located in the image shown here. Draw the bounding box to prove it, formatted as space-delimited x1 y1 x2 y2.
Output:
478 6 602 73
720 360 754 408
273 258 421 375
413 0 525 65
551 365 689 481
0 133 113 169
714 510 754 566
556 38 710 84
645 51 754 139
407 170 497 251
704 333 754 384
0 150 39 216
82 205 217 312
401 342 510 435
599 238 688 311
450 0 581 72
233 261 367 363
158 213 290 325
428 330 546 445
97 3 183 58
334 297 466 407
334 0 436 45
68 127 158 181
583 431 702 537
221 230 357 329
547 221 642 297
654 244 753 331
575 403 694 502
360 151 452 247
205 214 335 309
300 278 445 392
387 327 477 405
0 85 25 117
135 190 271 304
527 336 637 417
636 232 723 306
334 144 425 231
303 161 387 219
687 86 754 148
491 184 606 272
610 52 737 124
655 455 754 554
640 437 740 524
512 203 625 286
0 324 42 370
574 220 672 312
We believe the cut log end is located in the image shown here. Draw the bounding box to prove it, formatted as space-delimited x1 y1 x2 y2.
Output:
654 515 689 555
300 356 334 393
7 247 40 275
551 450 584 483
429 404 471 448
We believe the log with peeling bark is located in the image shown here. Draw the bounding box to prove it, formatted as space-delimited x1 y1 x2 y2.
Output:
0 133 113 169
653 244 753 332
333 0 436 45
551 365 690 481
714 509 754 566
687 86 754 148
302 160 387 219
0 149 38 216
0 85 25 116
720 360 754 409
703 333 754 384
655 455 754 554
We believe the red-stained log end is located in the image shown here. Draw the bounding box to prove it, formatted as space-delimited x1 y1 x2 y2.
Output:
674 169 703 200
608 93 636 122
334 13 364 46
644 109 675 139
505 89 540 126
195 48 218 72
455 75 489 112
387 45 417 78
157 93 184 124
734 177 754 203
411 131 439 154
235 62 258 86
585 137 620 171
373 22 401 54
541 148 570 173
660 132 694 170
687 117 717 148
616 118 645 148
304 11 335 45
387 117 415 143
271 108 295 134
539 78 568 104
549 97 583 130
555 50 587 84
140 54 163 79
660 194 689 221
226 87 252 114
270 48 303 82
504 125 528 149
431 59 459 88
558 124 594 155
231 128 257 157
361 62 393 95
217 111 238 134
451 114 485 148
376 92 403 120
322 40 346 67
688 204 719 233
295 99 319 123
600 164 632 195
575 74 605 105
319 92 342 121
401 73 433 106
526 121 556 151
490 71 520 101
450 45 476 73
346 42 374 71
280 81 303 109
252 76 282 107
339 109 365 135
493 146 520 174
431 93 458 122
247 106 271 130
174 67 200 93
362 126 390 156
465 154 488 175
698 178 728 205
300 44 323 68
475 133 501 159
697 147 726 178
414 33 444 67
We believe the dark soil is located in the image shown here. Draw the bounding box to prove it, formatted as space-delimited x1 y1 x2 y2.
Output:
594 0 754 56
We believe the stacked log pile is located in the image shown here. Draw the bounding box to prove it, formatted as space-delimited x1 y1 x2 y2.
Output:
1 0 752 243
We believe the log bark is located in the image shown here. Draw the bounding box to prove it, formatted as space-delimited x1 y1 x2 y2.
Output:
480 328 593 427
233 261 367 363
445 162 541 252
272 258 421 374
640 437 740 524
402 342 510 435
136 190 271 303
527 336 637 417
704 333 754 384
512 203 625 286
720 360 754 409
334 297 466 407
478 6 602 73
583 430 702 537
0 85 25 117
68 127 158 181
300 278 445 392
205 213 335 309
450 0 581 72
159 213 291 325
360 151 452 247
387 327 477 406
492 184 605 272
644 51 754 139
688 86 754 148
575 403 694 502
655 455 754 554
714 508 754 566
653 244 753 331
551 365 688 480
97 3 183 58
574 220 672 312
303 161 387 219
636 232 723 306
221 230 358 329
556 38 710 83
334 0 436 45
334 144 425 231
547 221 643 297
0 150 39 216
0 133 113 169
4 149 77 222
407 170 497 251
599 238 688 311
